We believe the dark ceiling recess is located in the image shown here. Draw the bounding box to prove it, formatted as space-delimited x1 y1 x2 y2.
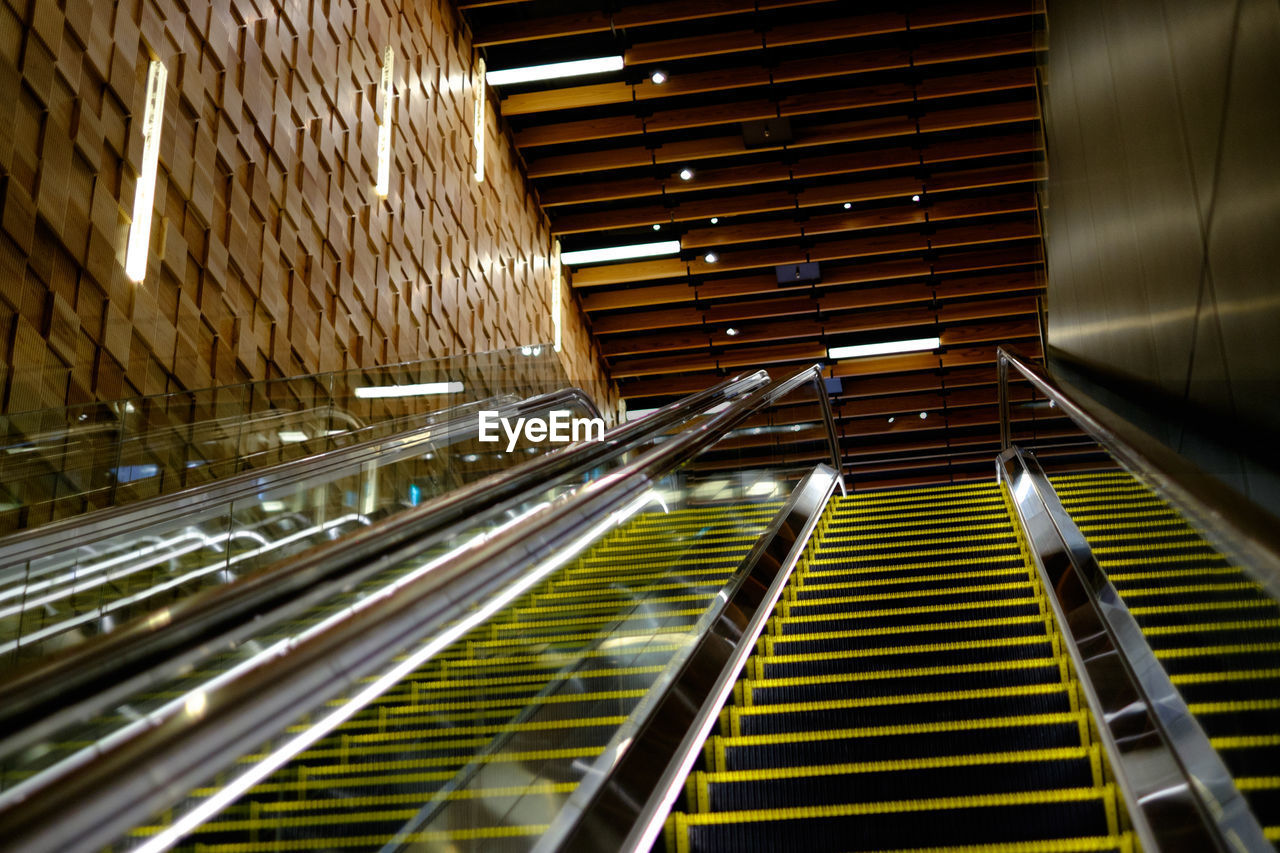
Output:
461 0 1094 490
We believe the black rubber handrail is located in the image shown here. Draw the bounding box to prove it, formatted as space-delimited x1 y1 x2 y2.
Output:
0 365 815 853
0 371 767 754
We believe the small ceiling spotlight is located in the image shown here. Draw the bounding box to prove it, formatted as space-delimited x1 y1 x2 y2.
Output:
710 217 719 224
650 70 668 84
843 202 852 210
912 194 921 202
704 251 719 263
679 167 694 181
919 411 928 419
725 327 739 336
888 416 896 424
652 223 661 230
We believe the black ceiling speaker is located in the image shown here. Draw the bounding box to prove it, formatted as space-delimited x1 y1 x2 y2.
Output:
776 262 820 285
742 117 793 149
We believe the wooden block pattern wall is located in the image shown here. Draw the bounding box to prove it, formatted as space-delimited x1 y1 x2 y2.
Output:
0 0 616 415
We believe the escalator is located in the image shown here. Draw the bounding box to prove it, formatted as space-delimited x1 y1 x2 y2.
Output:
0 353 1277 853
664 483 1130 852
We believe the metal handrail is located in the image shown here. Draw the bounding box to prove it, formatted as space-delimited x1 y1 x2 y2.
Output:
997 346 1280 598
999 446 1271 853
0 372 768 749
0 364 820 853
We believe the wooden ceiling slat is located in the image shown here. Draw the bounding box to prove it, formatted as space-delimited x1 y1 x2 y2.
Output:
499 81 635 116
822 304 937 335
550 135 1038 232
474 10 611 46
579 250 1034 313
623 29 764 66
590 307 705 335
941 317 1040 346
517 115 646 148
603 328 715 357
818 283 937 313
581 283 697 312
611 352 719 378
911 0 1044 29
570 257 689 287
832 352 941 377
704 295 816 323
937 295 1038 322
527 103 1035 180
719 340 827 368
518 64 1032 150
932 245 1042 273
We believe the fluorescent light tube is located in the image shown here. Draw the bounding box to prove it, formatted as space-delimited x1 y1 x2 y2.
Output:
560 240 681 265
473 57 486 182
551 242 563 353
125 60 167 282
277 431 309 443
375 46 393 197
828 337 940 359
486 56 624 86
354 381 464 399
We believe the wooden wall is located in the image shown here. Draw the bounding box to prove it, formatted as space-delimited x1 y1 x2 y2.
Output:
0 0 616 415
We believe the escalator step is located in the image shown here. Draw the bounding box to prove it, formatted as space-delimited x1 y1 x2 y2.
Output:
713 714 1089 771
744 659 1066 705
730 683 1077 737
673 788 1116 853
697 747 1098 811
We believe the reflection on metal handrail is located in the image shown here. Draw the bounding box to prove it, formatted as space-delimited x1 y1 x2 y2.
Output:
996 345 1280 600
0 365 817 853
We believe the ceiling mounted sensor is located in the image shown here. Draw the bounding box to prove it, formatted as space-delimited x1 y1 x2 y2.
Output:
742 117 793 149
776 262 820 286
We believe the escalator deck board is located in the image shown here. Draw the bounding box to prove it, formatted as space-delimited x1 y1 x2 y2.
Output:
666 482 1131 853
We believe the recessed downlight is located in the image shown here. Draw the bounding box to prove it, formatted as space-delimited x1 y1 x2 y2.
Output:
919 411 928 419
725 327 739 336
678 167 694 181
704 251 719 263
912 194 921 202
652 223 661 230
843 202 852 210
710 217 719 224
650 70 667 84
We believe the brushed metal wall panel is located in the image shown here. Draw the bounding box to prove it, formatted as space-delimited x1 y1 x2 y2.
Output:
1044 0 1280 510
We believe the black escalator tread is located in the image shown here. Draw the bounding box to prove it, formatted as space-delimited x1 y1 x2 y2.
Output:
666 483 1131 853
98 503 778 851
1049 471 1280 843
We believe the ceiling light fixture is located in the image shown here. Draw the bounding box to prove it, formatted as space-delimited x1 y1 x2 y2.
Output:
843 202 852 210
827 336 941 360
678 168 694 181
650 70 667 84
486 55 625 86
354 381 465 399
704 252 719 263
652 223 661 231
725 327 739 336
888 416 896 424
912 194 921 202
559 240 681 265
710 217 719 224
919 411 928 419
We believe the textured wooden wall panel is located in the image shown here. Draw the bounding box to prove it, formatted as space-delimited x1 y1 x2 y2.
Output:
0 0 615 415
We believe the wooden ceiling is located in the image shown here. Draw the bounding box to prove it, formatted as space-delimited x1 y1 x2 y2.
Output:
461 0 1097 489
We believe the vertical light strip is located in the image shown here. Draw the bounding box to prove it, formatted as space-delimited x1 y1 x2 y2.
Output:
551 241 563 352
473 57 486 183
125 60 168 283
375 45 394 197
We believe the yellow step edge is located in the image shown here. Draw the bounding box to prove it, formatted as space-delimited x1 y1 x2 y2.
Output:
741 657 1066 706
759 634 1055 668
1170 668 1280 686
135 825 552 850
783 580 1035 614
727 681 1077 736
765 613 1053 652
1155 642 1280 660
776 596 1046 628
